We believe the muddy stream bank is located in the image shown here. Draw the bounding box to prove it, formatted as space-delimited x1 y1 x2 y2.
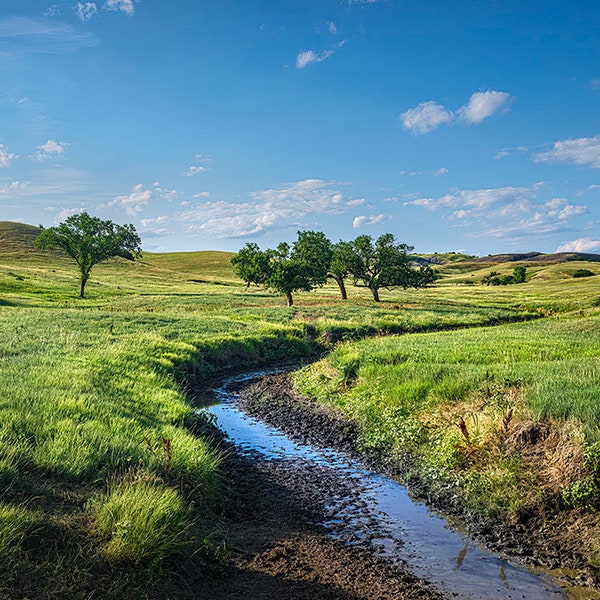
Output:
203 369 577 599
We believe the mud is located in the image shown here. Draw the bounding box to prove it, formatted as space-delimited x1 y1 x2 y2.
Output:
236 373 600 593
199 454 439 599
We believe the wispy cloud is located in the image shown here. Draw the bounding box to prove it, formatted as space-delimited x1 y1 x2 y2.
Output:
296 40 345 69
102 182 176 215
0 145 17 168
43 4 61 17
0 179 29 195
75 3 97 22
352 214 388 228
401 90 514 135
534 135 600 169
103 0 139 15
406 184 588 242
185 155 212 176
35 139 68 161
141 179 360 239
556 237 600 253
0 17 98 55
494 146 529 160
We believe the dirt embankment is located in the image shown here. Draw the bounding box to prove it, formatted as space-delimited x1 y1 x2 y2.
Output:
237 374 600 591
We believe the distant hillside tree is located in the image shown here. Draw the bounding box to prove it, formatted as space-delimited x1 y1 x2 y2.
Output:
573 268 594 278
481 266 527 286
347 234 435 302
512 265 527 283
35 212 141 298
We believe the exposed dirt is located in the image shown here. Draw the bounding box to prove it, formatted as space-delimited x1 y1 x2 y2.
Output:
196 453 440 599
236 373 600 593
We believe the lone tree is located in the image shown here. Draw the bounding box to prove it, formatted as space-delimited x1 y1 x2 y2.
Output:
36 212 141 298
347 233 435 302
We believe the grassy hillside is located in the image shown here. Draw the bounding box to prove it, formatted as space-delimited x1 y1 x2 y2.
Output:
2 220 600 595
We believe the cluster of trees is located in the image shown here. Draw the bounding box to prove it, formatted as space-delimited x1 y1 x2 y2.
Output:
231 231 436 306
481 265 527 286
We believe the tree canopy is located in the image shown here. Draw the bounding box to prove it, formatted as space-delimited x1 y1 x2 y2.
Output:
346 234 435 301
36 212 141 298
231 230 436 305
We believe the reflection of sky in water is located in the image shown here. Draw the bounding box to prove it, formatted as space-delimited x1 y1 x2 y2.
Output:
206 375 565 600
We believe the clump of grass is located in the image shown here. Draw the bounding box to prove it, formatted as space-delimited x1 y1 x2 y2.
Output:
89 476 193 567
0 503 42 562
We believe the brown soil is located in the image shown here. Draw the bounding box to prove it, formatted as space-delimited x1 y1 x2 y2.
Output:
236 373 600 593
197 455 439 600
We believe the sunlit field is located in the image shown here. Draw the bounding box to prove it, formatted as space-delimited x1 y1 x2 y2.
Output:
2 221 600 593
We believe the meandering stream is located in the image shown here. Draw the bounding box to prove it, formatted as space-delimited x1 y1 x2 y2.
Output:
206 370 566 599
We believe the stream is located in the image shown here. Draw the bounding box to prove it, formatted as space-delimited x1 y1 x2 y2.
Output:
205 370 566 599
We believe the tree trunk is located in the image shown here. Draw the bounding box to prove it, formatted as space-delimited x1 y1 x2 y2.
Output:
370 286 380 302
79 277 87 298
286 292 294 307
334 276 347 300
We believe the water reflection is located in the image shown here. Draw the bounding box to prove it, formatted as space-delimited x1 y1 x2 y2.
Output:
206 372 566 600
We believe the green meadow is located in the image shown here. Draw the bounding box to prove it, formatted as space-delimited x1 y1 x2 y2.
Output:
1 221 600 594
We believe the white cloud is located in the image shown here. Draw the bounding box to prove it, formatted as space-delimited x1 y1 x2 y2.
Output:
457 90 513 124
401 90 513 135
352 214 387 228
296 49 334 69
54 207 85 222
534 135 600 169
406 185 537 214
494 146 528 160
435 167 449 176
575 184 600 197
400 101 454 135
103 0 138 15
296 40 345 68
328 22 338 34
103 182 176 215
35 139 67 161
556 238 600 253
75 2 97 21
0 145 17 167
406 185 588 241
0 180 29 195
186 165 207 176
141 179 360 239
106 183 152 215
43 4 61 17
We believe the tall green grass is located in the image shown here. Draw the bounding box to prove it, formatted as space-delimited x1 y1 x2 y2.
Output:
294 311 600 517
2 220 600 593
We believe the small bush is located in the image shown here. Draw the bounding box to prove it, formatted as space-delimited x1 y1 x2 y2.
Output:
89 477 193 567
573 269 595 278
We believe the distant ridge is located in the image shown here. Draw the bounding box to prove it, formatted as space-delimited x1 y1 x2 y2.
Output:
0 221 42 253
471 252 600 264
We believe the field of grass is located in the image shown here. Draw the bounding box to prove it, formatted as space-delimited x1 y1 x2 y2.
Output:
293 310 600 524
2 220 600 593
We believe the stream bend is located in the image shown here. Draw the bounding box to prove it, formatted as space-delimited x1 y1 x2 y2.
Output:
205 370 565 600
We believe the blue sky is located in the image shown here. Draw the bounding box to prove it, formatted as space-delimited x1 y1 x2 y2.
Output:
1 0 599 254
